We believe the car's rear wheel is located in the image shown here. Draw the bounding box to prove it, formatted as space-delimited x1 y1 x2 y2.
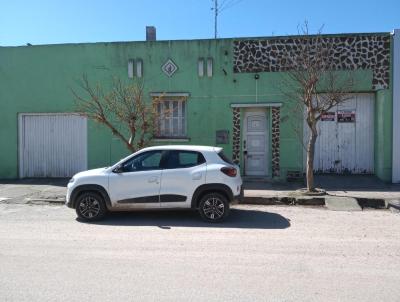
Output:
198 193 229 223
75 192 107 222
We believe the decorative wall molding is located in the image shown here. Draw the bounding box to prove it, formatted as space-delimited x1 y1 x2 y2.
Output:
161 59 178 77
231 102 282 108
150 92 190 97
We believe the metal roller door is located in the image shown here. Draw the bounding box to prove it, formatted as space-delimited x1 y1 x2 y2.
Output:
304 93 374 174
19 114 87 178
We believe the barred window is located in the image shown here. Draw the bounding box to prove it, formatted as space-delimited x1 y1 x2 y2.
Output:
157 99 187 138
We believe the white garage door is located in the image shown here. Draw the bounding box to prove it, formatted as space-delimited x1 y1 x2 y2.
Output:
304 93 374 174
19 114 87 178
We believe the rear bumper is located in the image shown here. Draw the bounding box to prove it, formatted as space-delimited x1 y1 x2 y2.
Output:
232 186 244 205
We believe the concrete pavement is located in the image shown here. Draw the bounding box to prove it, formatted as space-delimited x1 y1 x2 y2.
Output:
244 175 400 209
244 174 400 199
1 175 400 210
0 178 67 204
0 203 399 301
324 196 362 211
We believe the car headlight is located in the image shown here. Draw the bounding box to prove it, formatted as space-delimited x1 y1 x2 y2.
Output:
68 178 75 183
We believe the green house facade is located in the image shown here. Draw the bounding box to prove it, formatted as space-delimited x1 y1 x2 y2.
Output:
1 30 399 182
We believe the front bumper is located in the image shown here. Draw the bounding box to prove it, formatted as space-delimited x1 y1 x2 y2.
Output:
65 198 74 208
65 185 74 208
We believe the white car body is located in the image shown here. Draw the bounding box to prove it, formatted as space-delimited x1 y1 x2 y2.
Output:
66 145 243 221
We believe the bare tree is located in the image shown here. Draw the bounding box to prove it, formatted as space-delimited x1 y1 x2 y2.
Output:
72 75 160 153
280 23 354 192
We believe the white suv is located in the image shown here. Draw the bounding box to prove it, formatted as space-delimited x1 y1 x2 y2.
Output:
66 145 243 222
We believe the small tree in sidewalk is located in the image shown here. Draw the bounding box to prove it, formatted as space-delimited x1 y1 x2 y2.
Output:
280 23 355 192
72 75 161 153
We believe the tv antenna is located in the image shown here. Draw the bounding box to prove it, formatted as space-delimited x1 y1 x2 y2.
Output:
211 0 244 39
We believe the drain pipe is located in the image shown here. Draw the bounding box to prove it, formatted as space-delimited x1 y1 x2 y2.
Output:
255 74 259 103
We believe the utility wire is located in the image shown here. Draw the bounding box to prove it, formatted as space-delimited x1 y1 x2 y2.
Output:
219 0 244 13
212 0 245 38
218 0 230 10
219 0 229 8
219 0 236 11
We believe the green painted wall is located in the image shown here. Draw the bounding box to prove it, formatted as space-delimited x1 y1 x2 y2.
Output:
374 89 393 182
0 36 394 180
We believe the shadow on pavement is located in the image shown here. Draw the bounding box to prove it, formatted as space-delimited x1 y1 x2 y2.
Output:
0 178 69 187
81 208 291 229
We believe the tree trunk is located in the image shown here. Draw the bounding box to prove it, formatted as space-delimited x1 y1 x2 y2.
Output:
306 123 318 192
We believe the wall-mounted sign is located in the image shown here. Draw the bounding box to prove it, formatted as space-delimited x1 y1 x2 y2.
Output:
216 130 229 144
337 110 356 122
321 112 335 121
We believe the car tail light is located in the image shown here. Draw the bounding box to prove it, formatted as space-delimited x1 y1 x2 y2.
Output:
220 166 237 177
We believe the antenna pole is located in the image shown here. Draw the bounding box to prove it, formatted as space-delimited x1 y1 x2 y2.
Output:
214 0 218 39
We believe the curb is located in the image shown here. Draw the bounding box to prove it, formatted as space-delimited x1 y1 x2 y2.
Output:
388 200 400 213
25 198 65 205
3 195 391 210
241 196 387 209
241 196 324 206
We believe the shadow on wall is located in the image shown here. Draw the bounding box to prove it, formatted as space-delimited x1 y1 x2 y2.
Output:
78 208 291 230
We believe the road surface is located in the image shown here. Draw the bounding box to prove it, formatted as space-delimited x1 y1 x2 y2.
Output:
0 203 399 301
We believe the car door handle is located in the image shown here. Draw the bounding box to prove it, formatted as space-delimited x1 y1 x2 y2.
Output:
148 176 159 184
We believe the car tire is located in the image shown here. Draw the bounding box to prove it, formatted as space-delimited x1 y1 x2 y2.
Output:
198 192 230 223
75 192 107 222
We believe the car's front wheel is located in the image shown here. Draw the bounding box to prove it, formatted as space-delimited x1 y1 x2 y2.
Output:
75 192 107 222
198 193 230 223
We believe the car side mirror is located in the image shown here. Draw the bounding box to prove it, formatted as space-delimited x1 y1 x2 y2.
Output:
113 165 124 174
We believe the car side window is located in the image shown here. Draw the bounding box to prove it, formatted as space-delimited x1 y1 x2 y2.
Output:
121 151 163 172
163 150 206 169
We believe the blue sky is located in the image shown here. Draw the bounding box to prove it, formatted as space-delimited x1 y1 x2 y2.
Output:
1 0 399 46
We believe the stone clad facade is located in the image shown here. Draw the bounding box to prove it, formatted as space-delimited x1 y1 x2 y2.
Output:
233 35 390 89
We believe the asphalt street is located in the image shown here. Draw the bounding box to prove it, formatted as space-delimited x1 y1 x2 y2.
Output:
0 203 399 302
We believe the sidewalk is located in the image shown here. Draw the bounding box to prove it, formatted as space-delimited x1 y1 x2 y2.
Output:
0 178 67 204
244 175 400 210
0 175 399 211
245 174 400 199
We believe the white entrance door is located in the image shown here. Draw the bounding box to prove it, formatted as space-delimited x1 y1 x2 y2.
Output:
244 109 268 176
19 114 87 178
304 93 374 174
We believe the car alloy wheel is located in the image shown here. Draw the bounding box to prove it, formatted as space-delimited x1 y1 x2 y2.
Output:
202 197 225 220
78 195 101 219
